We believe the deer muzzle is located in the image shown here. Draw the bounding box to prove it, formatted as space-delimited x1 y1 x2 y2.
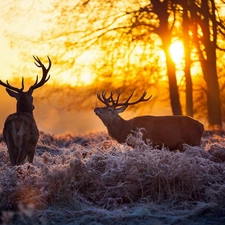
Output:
94 107 101 115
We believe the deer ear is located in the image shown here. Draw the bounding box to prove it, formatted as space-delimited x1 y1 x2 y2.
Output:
116 105 127 114
6 89 19 99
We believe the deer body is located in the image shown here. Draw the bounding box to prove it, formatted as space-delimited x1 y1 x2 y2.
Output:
3 113 39 165
0 56 51 166
95 92 204 151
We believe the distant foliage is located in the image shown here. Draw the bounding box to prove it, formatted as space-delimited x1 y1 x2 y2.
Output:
0 131 225 224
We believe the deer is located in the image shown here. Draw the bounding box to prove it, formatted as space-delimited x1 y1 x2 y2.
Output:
94 91 204 151
0 56 51 166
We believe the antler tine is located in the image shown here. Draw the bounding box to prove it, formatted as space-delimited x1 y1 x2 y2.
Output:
105 91 116 106
97 91 121 107
126 91 152 106
109 91 133 107
33 55 52 71
30 56 51 91
97 92 111 107
116 91 152 107
107 91 122 107
113 91 121 105
123 91 134 105
97 92 105 104
0 78 24 92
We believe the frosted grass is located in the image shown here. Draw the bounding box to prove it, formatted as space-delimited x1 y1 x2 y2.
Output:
0 131 225 225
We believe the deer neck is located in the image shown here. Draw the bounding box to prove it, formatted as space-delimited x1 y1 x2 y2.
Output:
107 116 133 143
16 102 34 116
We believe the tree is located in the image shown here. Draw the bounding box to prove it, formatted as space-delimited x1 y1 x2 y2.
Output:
190 0 225 127
151 0 182 115
182 0 193 117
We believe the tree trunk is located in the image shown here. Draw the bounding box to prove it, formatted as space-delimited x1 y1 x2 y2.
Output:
153 0 182 115
163 42 183 115
200 0 221 127
202 51 221 126
183 0 193 117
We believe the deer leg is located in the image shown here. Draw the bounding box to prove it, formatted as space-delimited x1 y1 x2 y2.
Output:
27 148 35 163
5 136 18 166
27 138 37 163
16 130 28 165
17 147 27 165
8 146 18 166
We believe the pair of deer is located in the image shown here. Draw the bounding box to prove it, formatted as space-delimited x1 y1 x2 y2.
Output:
0 56 204 166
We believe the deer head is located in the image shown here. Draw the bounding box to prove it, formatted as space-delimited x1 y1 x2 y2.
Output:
0 56 51 114
94 91 152 126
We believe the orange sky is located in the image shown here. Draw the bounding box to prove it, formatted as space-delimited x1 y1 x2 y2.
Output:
0 29 173 135
0 0 207 135
0 31 103 134
0 83 174 135
0 86 106 135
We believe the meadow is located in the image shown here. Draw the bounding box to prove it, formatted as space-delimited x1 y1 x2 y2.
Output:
0 130 225 225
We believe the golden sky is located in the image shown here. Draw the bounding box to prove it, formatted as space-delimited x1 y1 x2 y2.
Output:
0 0 204 135
0 20 104 134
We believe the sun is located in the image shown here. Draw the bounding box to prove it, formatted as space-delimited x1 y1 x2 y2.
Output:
169 41 184 64
78 69 95 86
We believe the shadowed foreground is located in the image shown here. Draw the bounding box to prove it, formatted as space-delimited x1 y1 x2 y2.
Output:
0 130 225 225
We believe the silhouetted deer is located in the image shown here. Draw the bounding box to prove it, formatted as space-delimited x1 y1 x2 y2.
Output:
94 91 204 151
0 56 51 165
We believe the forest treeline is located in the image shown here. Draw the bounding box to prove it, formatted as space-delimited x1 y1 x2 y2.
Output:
2 0 225 128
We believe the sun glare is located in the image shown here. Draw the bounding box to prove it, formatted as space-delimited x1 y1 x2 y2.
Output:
169 41 184 64
79 70 95 86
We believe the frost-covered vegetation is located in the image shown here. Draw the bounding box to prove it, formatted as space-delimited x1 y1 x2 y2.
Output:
0 130 225 225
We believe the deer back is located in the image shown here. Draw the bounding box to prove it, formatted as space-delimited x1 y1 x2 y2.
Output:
3 113 39 166
131 115 204 150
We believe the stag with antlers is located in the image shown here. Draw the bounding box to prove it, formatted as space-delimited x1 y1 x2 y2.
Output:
0 56 51 166
95 91 204 151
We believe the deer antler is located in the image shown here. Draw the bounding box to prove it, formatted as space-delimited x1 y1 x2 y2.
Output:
29 56 51 91
97 91 112 107
116 91 152 107
0 78 24 92
97 91 152 109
